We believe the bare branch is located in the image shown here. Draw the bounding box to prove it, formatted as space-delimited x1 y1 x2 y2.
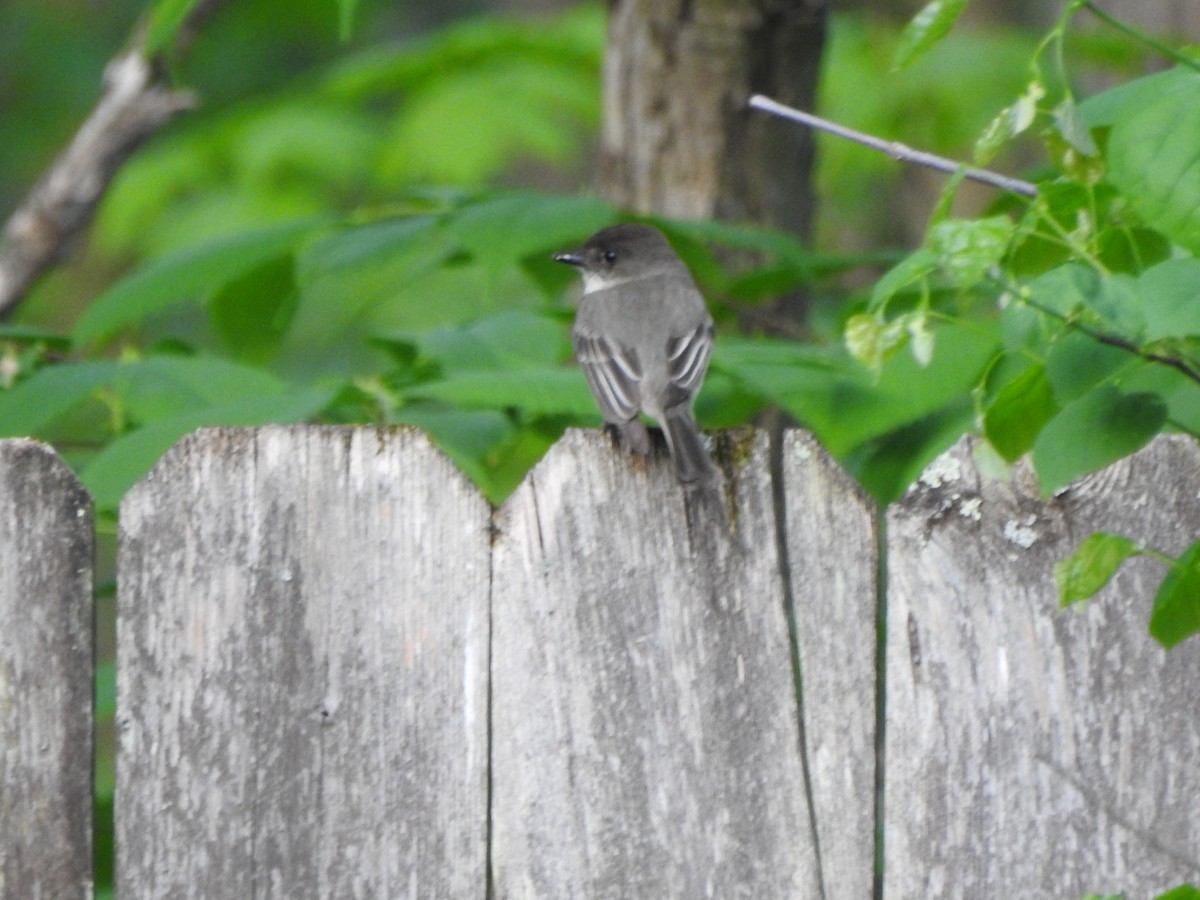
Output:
748 94 1039 199
0 6 230 321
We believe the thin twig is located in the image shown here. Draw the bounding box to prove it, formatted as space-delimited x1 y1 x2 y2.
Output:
748 95 1039 199
0 3 229 321
1027 297 1200 387
1094 333 1200 386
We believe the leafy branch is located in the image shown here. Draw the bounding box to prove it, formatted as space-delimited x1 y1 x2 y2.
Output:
760 2 1200 649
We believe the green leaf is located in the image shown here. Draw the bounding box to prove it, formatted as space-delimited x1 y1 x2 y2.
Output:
0 325 72 349
411 310 571 374
1010 80 1044 135
0 362 118 437
984 363 1060 461
1078 67 1198 128
95 661 117 720
693 368 767 427
1081 274 1143 343
233 103 377 188
1107 71 1200 255
1138 257 1200 341
1043 330 1131 403
143 0 201 56
380 53 598 186
327 8 601 94
725 321 1000 460
446 192 616 271
74 219 327 346
296 215 445 289
391 406 514 490
110 357 299 424
650 217 823 269
1152 885 1200 900
649 216 844 297
975 80 1045 164
1097 226 1171 275
869 249 937 312
336 0 359 40
928 216 1013 287
1025 263 1100 317
845 314 887 371
1032 385 1167 494
1151 542 1200 649
1000 295 1057 354
1118 360 1200 436
1051 97 1098 157
1045 129 1105 187
846 401 975 505
208 254 299 364
892 0 968 71
406 369 597 418
86 388 332 511
907 313 934 367
281 216 461 376
1054 532 1141 607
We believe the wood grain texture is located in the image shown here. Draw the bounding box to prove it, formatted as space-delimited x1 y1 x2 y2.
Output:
781 430 879 900
490 428 819 899
885 434 1200 899
116 426 490 899
0 439 93 900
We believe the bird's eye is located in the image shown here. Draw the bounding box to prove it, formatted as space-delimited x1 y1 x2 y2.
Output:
603 250 617 263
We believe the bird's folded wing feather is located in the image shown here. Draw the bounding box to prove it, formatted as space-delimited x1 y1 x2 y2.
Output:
663 320 714 408
573 332 642 423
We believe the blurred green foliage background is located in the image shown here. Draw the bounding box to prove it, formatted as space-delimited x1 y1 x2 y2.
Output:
4 1 1200 893
1 0 1064 509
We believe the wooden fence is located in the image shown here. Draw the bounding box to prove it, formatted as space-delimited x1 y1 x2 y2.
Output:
2 426 1199 899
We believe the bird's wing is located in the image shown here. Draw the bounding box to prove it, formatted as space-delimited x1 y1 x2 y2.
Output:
572 331 643 424
662 320 714 409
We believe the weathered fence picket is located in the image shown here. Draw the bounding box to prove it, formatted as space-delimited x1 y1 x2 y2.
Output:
886 435 1200 898
781 431 879 900
0 440 93 899
1 425 1199 899
116 428 490 897
491 428 819 897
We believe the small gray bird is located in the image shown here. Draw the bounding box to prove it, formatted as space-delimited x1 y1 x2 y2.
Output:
554 223 720 486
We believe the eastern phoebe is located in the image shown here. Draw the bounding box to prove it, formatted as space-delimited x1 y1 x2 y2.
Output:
554 223 720 486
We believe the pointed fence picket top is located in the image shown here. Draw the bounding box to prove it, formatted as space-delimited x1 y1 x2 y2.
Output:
115 427 491 899
885 434 1200 898
0 439 93 899
490 427 854 899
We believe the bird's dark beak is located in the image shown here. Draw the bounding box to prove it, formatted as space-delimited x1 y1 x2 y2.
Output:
553 251 583 266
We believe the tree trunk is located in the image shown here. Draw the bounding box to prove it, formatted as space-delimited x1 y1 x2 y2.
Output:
599 0 827 243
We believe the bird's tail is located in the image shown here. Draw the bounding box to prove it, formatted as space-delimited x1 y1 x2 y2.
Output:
662 408 720 487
